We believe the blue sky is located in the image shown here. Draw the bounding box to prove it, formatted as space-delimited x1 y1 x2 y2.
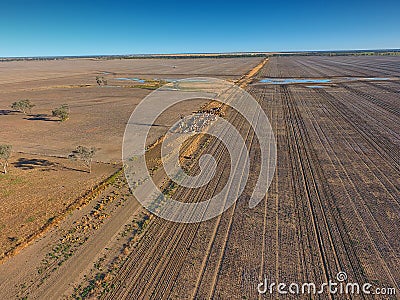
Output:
1 0 399 57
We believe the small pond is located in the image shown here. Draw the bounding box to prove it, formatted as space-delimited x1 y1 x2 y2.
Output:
116 78 145 83
363 77 390 81
260 78 331 84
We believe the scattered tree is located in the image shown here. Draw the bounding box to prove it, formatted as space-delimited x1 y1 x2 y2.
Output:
0 144 12 174
52 104 70 122
69 146 97 173
96 76 107 86
11 99 35 114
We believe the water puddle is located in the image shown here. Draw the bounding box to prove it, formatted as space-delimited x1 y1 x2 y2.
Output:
115 77 145 83
259 77 392 85
306 85 326 89
363 77 390 81
260 78 331 84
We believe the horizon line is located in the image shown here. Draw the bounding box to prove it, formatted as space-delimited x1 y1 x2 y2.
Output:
1 48 399 59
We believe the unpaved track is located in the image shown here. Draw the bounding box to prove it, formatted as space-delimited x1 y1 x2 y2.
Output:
29 193 142 298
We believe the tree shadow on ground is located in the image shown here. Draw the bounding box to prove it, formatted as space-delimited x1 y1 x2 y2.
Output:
13 158 59 171
131 122 169 128
13 158 87 172
24 114 58 122
0 110 18 115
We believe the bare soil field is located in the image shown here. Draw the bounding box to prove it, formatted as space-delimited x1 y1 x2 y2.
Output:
0 56 399 299
0 86 208 161
0 57 261 87
0 57 261 160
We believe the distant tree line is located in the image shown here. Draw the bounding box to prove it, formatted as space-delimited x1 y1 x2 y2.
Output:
1 50 399 62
